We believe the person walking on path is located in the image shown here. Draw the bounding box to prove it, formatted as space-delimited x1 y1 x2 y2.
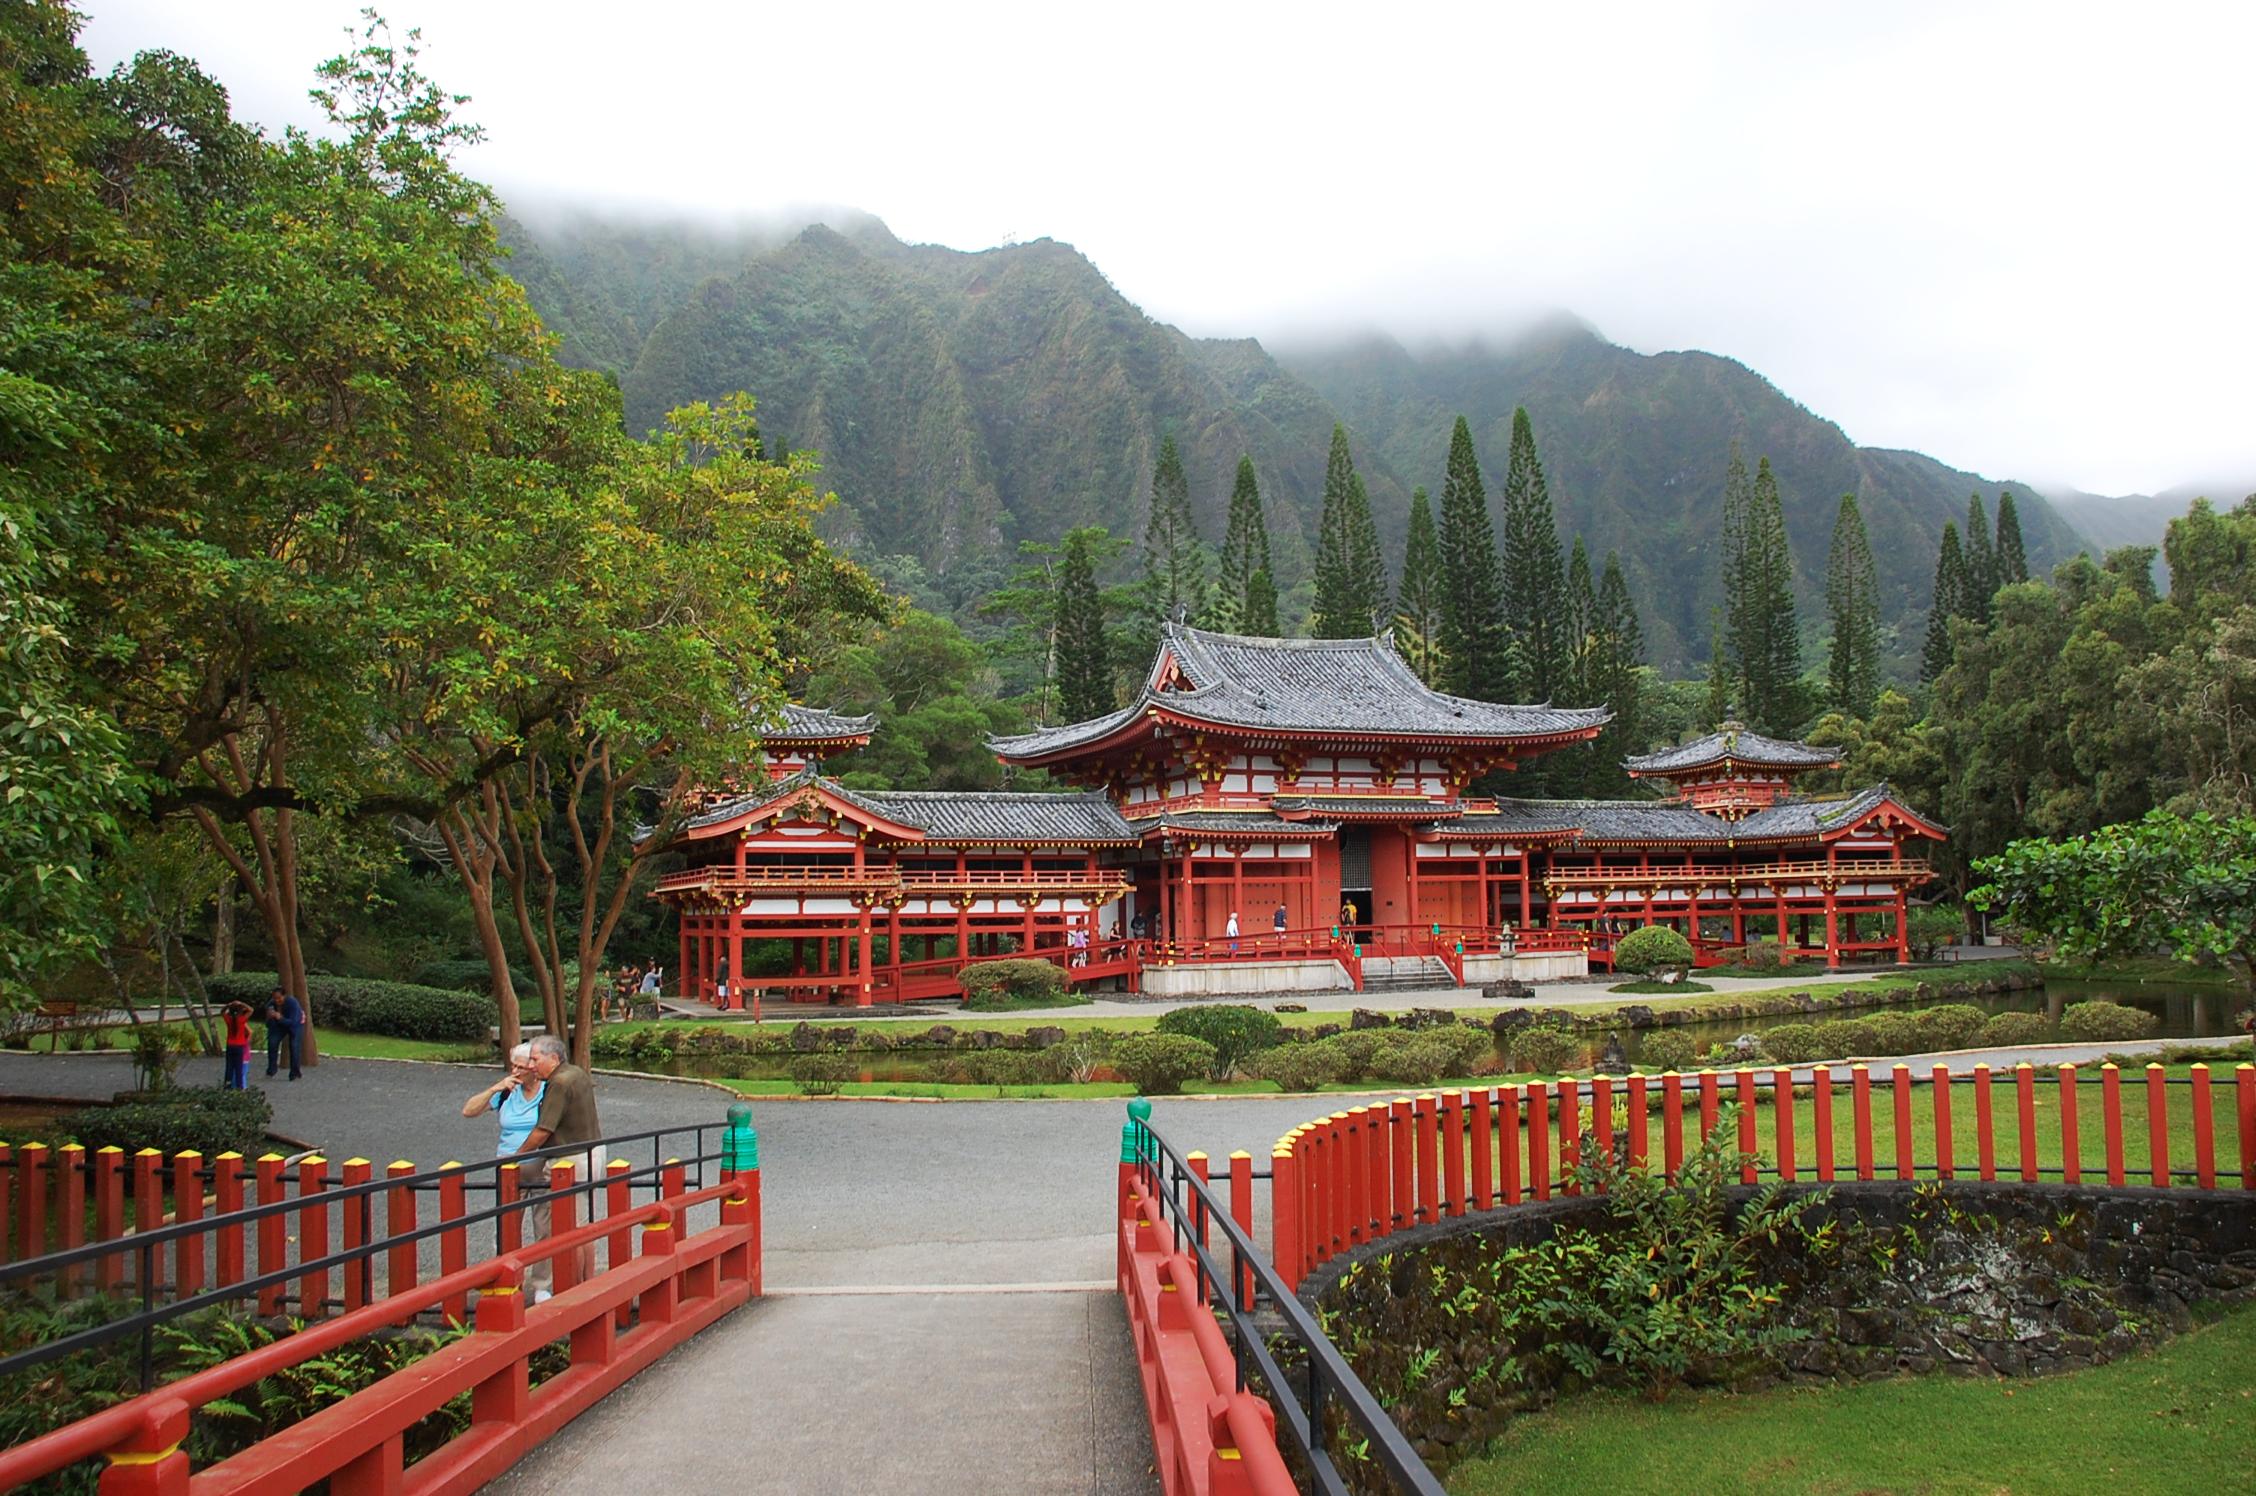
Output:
263 986 304 1081
220 1002 252 1090
1225 910 1240 956
512 1033 604 1302
1272 903 1288 949
462 1043 547 1155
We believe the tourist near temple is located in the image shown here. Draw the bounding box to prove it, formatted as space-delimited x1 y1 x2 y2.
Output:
652 626 1945 1006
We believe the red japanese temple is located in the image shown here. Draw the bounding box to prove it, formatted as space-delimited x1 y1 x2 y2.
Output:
652 629 1943 1006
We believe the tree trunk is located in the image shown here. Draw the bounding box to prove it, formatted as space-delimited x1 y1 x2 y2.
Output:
211 895 235 975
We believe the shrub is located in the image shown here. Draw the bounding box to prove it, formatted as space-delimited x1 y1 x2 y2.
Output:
411 958 538 996
1155 1005 1285 1080
1613 926 1696 976
1912 1004 1987 1051
1907 905 1964 960
204 970 493 1042
1032 1032 1113 1084
789 1053 853 1095
1109 1034 1219 1095
61 1088 274 1157
1508 1027 1582 1075
1811 1018 1877 1059
131 1024 202 1091
1368 1033 1459 1087
1862 1012 1923 1055
1325 1029 1400 1081
1248 1043 1348 1092
2060 1000 2159 1043
1431 1023 1495 1077
959 959 1067 1010
1980 1010 2053 1047
1756 1022 1823 1064
1635 1030 1699 1071
960 1050 1038 1087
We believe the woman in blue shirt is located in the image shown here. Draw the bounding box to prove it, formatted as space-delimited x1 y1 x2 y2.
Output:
461 1043 548 1155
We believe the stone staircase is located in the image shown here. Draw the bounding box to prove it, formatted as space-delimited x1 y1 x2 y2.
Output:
1355 954 1456 993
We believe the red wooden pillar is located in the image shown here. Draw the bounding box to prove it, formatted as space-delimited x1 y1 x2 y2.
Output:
170 1152 204 1298
338 1158 372 1312
2189 1066 2215 1191
93 1148 125 1293
59 1144 87 1295
1892 887 1910 962
1974 1066 1996 1181
2146 1064 2170 1188
2101 1064 2126 1187
1771 1069 1795 1182
1442 1091 1468 1216
387 1160 418 1300
1891 1067 1915 1180
1662 1071 1685 1180
1470 1088 1494 1207
2016 1064 2040 1182
16 1143 47 1262
439 1163 469 1325
1626 1074 1650 1172
1931 1066 1954 1181
1852 1065 1875 1181
297 1155 329 1319
1812 1066 1834 1182
1414 1094 1440 1222
1498 1085 1522 1204
1527 1083 1550 1200
2059 1063 2082 1185
1822 885 1840 969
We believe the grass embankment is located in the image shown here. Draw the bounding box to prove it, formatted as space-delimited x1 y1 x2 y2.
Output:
1607 980 1714 995
1448 1300 2256 1495
2039 955 2246 988
311 1029 488 1063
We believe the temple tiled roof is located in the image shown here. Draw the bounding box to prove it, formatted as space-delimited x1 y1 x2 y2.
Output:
766 704 877 741
852 789 1139 844
1624 723 1840 775
1271 795 1450 818
1429 784 1920 846
988 624 1609 759
1126 810 1339 838
679 769 1135 844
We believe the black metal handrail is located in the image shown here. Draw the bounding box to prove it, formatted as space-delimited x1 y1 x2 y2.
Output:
1131 1116 1445 1496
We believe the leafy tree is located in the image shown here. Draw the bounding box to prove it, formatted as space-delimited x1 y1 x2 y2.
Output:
1734 458 1801 731
1718 441 1753 682
808 610 1024 794
1824 493 1882 715
983 528 1133 719
1963 493 1998 621
1209 456 1274 634
1437 416 1514 699
1501 407 1569 699
1312 424 1386 637
1993 491 2029 586
1055 527 1115 722
1803 689 1947 820
1138 434 1205 644
1921 521 1971 682
1393 487 1444 685
1971 810 2256 991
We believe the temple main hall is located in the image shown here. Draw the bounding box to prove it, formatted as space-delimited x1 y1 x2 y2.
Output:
653 626 1943 1005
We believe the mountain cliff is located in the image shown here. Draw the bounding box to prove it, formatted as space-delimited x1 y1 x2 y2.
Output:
504 210 2093 670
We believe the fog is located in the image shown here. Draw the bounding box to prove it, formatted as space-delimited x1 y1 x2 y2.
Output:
76 0 2256 498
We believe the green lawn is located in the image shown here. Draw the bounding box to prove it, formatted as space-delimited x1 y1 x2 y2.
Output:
312 1029 488 1063
1448 1300 2256 1494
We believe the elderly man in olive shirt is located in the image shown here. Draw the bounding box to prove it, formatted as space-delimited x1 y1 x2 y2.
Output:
513 1033 605 1301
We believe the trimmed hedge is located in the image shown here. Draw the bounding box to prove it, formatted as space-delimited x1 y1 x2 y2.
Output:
1109 1034 1218 1095
205 971 492 1042
1913 1004 1988 1051
1249 1043 1349 1092
1155 1005 1283 1080
2060 1001 2159 1043
60 1088 274 1158
1613 926 1695 976
1980 1010 2054 1047
960 959 1068 1010
1507 1027 1581 1075
1635 1030 1699 1071
411 959 538 997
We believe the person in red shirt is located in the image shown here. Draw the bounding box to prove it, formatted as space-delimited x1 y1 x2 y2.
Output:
221 1001 252 1091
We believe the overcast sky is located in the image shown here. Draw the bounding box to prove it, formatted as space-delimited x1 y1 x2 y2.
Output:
78 1 2256 497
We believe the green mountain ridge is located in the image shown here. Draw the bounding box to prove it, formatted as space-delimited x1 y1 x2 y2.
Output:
502 209 2108 671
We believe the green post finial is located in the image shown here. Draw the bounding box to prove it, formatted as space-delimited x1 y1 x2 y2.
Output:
1121 1096 1153 1164
724 1102 759 1172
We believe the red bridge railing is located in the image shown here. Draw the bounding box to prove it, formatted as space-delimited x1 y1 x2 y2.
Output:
1268 1060 2256 1291
0 1107 763 1493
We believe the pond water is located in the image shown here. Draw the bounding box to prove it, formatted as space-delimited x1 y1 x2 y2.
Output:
627 980 2250 1084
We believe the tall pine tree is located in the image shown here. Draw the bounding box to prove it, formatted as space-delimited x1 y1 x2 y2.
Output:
1312 424 1385 636
1824 493 1882 716
1394 487 1444 684
1563 536 1598 701
1704 612 1733 727
1054 528 1114 722
1500 407 1568 698
1719 440 1753 680
1437 416 1514 699
1736 456 1801 732
1921 520 1971 682
1209 455 1274 635
1993 490 2029 585
1243 565 1279 636
1584 551 1645 793
1963 493 1997 622
1139 435 1205 632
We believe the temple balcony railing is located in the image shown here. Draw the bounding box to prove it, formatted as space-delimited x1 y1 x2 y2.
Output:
652 865 1132 904
1542 858 1934 894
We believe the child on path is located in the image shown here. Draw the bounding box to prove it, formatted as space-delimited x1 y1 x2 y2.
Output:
221 1001 252 1090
